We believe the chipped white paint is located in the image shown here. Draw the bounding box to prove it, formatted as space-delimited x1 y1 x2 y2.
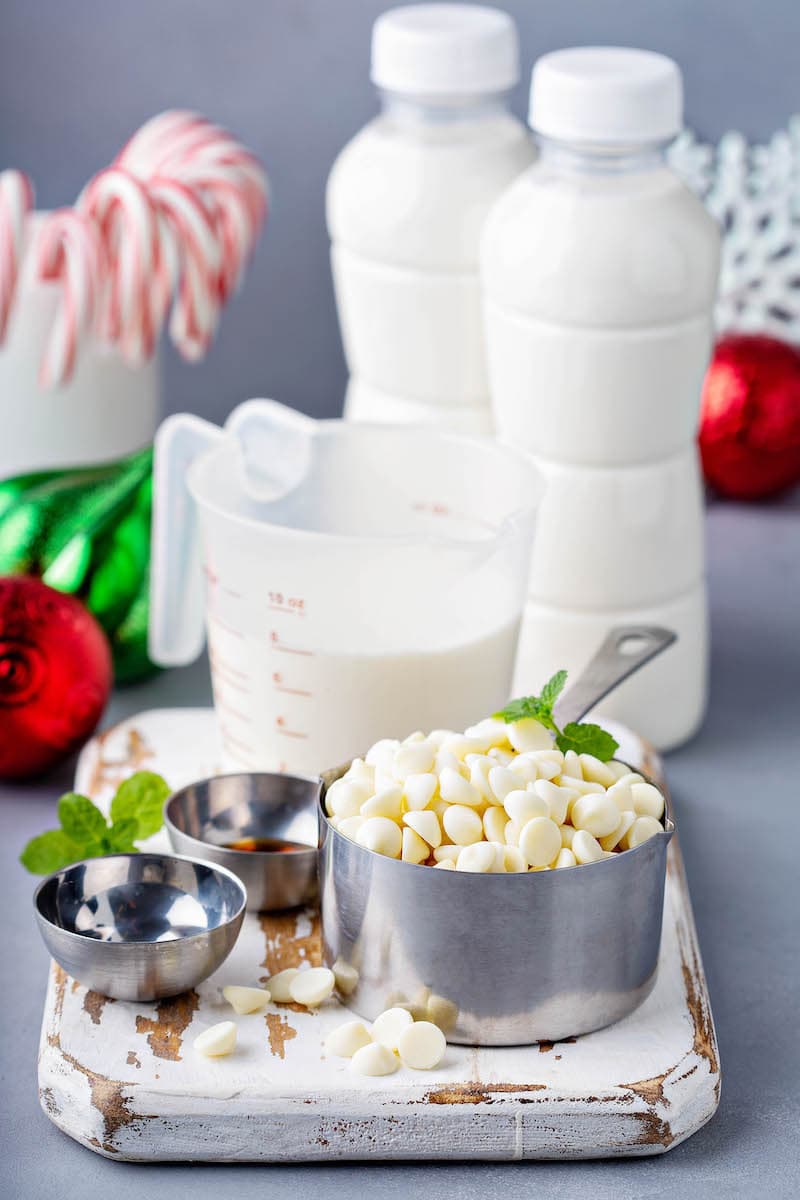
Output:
37 708 720 1161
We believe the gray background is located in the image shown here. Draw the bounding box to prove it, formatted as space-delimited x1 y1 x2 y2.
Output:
2 2 800 1197
1 0 798 425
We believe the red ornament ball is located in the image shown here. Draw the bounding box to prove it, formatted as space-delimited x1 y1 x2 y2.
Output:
0 576 112 779
699 334 800 500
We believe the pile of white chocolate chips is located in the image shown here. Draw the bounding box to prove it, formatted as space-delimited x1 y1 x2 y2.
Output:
324 715 665 871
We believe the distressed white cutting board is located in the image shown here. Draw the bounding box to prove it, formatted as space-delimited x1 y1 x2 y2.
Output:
38 708 720 1161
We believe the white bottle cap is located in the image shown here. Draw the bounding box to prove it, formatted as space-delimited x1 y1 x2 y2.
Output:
371 5 520 97
529 47 683 144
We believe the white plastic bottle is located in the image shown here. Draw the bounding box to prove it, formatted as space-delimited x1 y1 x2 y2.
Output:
327 4 534 433
481 48 720 750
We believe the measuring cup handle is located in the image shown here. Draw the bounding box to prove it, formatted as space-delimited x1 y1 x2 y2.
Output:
148 413 225 666
553 625 677 728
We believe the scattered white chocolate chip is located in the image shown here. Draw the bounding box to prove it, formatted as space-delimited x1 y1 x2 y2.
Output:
433 858 455 869
427 993 459 1031
579 754 618 788
361 786 403 820
351 1042 400 1076
432 844 461 864
289 967 336 1008
599 810 637 851
266 967 300 1002
194 1021 237 1057
222 985 270 1014
554 847 577 869
325 1020 372 1058
332 958 359 995
397 1020 447 1070
503 788 549 825
439 767 482 808
483 805 508 844
372 1006 414 1050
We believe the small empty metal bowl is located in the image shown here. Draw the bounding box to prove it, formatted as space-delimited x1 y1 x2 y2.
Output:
34 853 246 1002
164 773 320 911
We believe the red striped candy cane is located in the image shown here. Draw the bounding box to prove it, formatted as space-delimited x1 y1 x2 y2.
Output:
34 209 103 388
0 169 34 341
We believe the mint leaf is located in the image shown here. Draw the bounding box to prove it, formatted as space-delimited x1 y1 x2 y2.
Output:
57 793 107 845
106 818 138 853
110 771 169 839
556 722 619 762
494 695 545 723
20 830 81 875
539 669 568 712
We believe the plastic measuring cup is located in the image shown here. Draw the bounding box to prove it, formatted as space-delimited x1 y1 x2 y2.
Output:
150 400 542 775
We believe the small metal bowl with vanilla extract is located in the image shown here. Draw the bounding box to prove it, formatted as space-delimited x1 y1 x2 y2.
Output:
164 773 320 911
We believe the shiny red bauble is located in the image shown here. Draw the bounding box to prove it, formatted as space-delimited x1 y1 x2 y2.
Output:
699 334 800 500
0 576 112 779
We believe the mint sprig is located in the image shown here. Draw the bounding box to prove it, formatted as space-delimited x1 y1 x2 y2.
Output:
495 670 619 762
20 771 170 875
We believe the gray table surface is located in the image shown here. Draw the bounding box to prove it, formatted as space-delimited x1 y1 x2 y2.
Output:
1 496 798 1199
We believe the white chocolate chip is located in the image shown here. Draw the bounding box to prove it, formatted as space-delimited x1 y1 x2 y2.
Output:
332 958 359 995
439 767 482 808
614 771 645 788
607 781 634 812
560 823 575 848
356 816 402 858
482 805 508 843
623 815 663 849
503 788 549 825
559 775 606 796
266 967 299 1002
488 765 521 803
326 778 370 818
222 985 270 1014
194 1021 237 1057
508 754 539 784
351 1042 400 1076
397 1021 447 1070
442 804 483 845
338 815 365 841
579 754 618 788
606 759 632 780
289 967 335 1008
572 829 605 864
360 786 403 820
504 818 522 846
372 1006 414 1050
393 741 435 778
519 816 562 867
403 772 438 811
554 847 577 869
629 782 666 820
434 858 455 869
403 809 442 848
427 993 459 1031
563 749 583 778
325 1020 372 1058
456 841 497 872
432 843 461 864
507 718 552 753
365 739 400 768
464 717 510 748
571 792 621 838
501 844 527 872
533 779 578 825
599 810 637 851
402 826 430 864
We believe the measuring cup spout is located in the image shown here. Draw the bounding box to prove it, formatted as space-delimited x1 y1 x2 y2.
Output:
225 399 317 503
149 413 225 666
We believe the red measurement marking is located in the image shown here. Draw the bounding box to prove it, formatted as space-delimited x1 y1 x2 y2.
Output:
222 587 242 600
203 563 219 585
276 686 312 697
271 640 315 657
268 605 304 616
216 700 251 724
277 728 309 740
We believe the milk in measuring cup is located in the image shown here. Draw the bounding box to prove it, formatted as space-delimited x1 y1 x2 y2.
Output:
327 4 534 432
150 402 541 776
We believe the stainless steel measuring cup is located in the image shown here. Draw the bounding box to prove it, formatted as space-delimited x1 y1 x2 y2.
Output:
318 626 676 1045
